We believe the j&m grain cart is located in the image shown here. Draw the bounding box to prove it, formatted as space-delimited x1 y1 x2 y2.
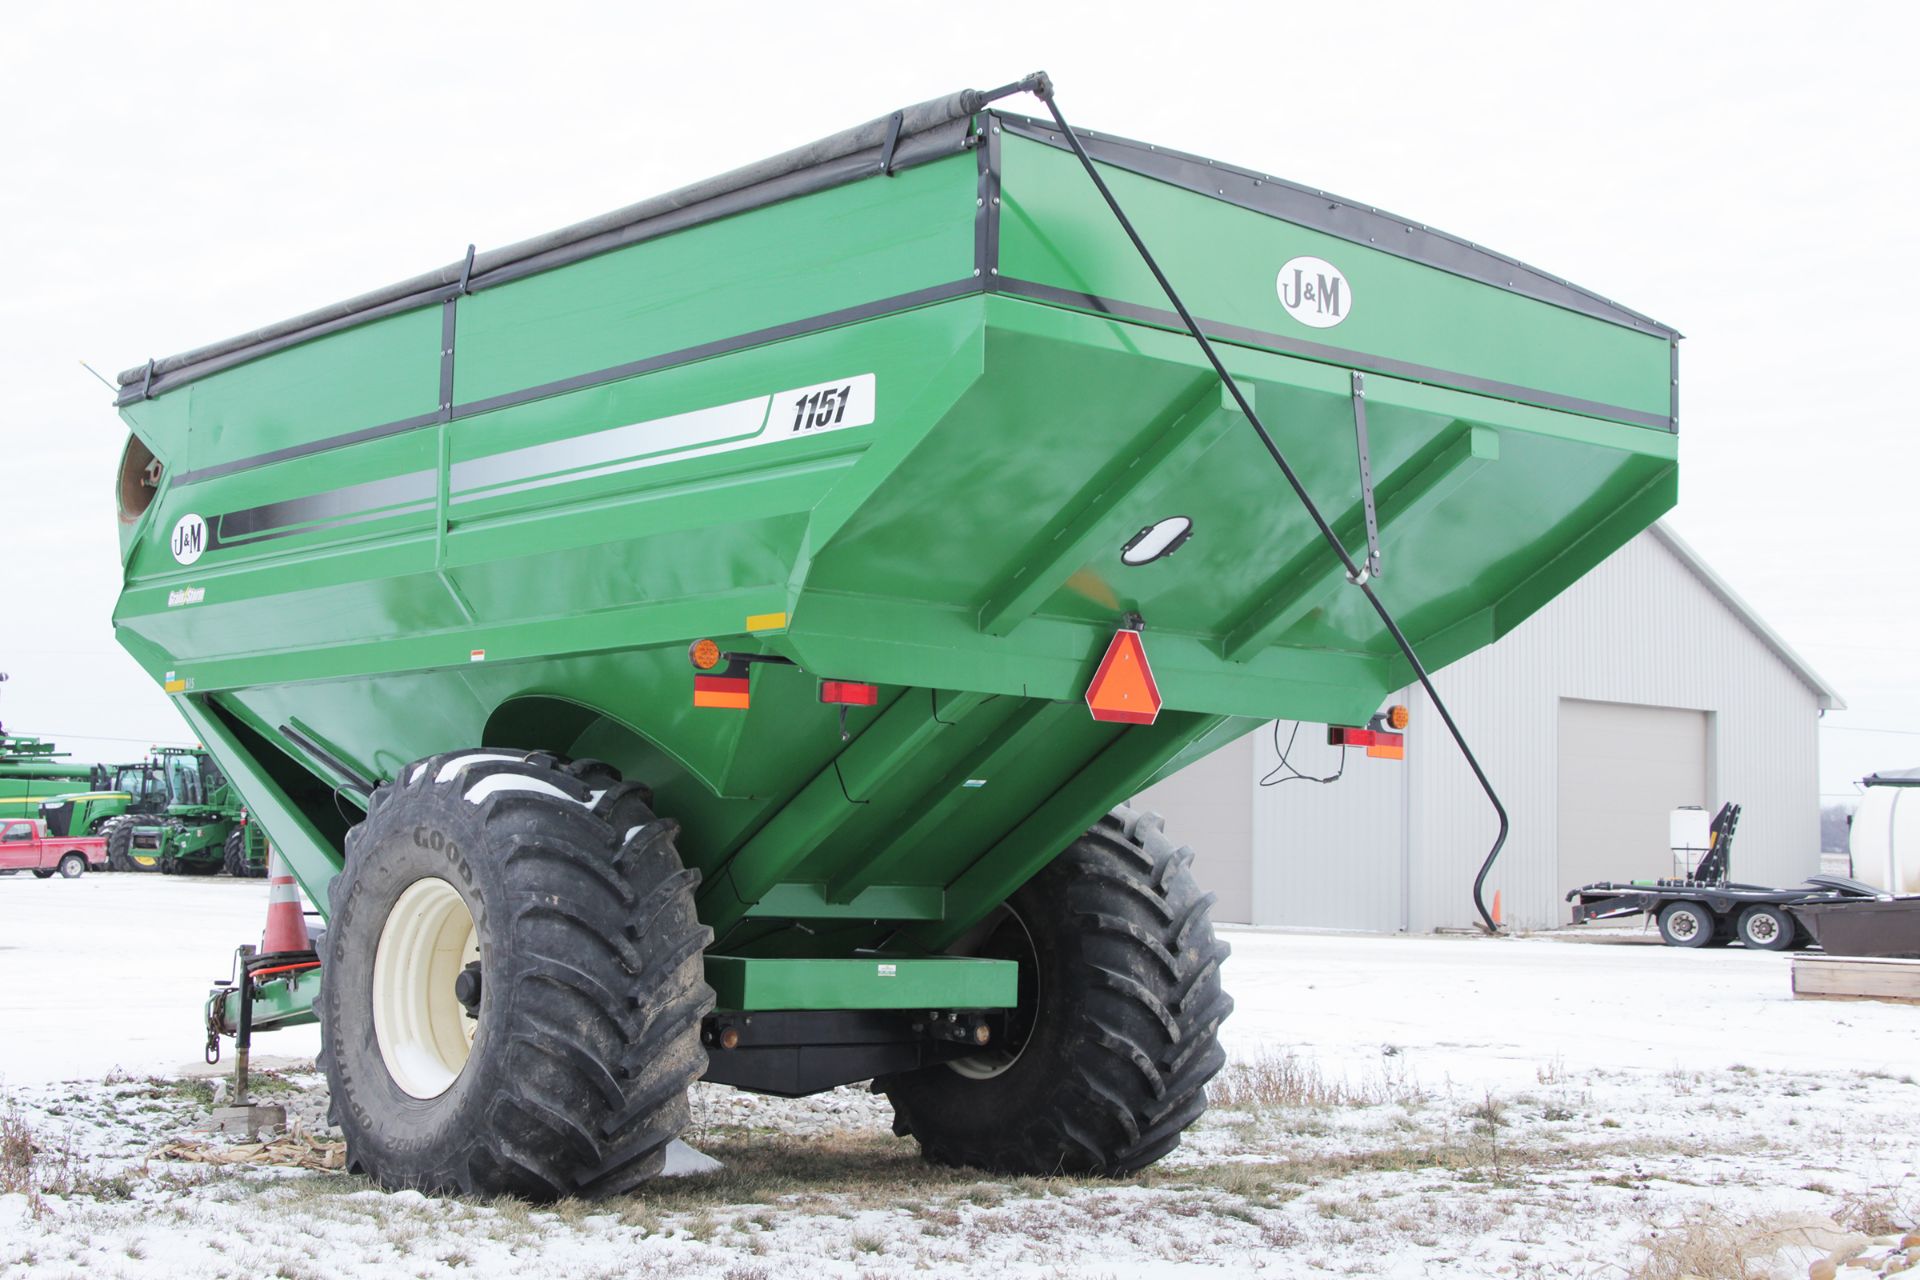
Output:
109 76 1679 1198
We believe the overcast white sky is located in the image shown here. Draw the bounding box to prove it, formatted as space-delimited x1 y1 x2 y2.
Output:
1 2 1914 806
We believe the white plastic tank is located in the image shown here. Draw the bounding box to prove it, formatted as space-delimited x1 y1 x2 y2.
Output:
1849 769 1920 895
1670 806 1710 878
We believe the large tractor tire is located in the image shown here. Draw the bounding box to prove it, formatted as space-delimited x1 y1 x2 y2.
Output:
222 829 266 878
881 806 1233 1176
103 818 137 873
319 749 713 1200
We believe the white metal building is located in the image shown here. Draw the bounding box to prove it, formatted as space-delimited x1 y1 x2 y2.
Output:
1133 523 1843 933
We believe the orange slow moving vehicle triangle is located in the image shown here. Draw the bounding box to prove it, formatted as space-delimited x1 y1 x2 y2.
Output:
1085 629 1162 725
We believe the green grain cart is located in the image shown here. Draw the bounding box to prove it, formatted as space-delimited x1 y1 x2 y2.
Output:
111 78 1677 1199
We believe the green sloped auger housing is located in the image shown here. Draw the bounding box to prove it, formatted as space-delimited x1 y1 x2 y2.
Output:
110 85 1676 1106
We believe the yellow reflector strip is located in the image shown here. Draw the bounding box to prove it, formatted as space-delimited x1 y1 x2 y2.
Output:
693 690 752 710
163 679 188 693
746 612 788 632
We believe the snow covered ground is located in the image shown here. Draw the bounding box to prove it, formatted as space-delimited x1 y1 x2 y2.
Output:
2 875 1916 1278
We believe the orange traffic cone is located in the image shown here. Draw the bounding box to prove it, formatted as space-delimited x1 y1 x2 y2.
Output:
260 844 312 955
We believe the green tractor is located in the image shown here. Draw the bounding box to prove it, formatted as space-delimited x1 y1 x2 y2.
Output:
39 758 169 848
119 747 267 876
122 78 1678 1198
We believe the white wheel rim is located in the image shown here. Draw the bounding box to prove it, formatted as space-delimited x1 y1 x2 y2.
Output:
1670 910 1700 940
947 907 1037 1081
372 877 481 1099
1748 914 1779 944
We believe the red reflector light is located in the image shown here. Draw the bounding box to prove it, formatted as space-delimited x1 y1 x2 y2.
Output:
819 680 879 706
1329 725 1405 759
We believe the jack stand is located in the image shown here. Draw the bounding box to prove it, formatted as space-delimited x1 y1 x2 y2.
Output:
210 945 285 1138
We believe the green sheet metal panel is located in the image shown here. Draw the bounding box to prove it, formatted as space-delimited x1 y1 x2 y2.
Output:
704 955 1019 1010
451 155 976 404
994 129 1674 427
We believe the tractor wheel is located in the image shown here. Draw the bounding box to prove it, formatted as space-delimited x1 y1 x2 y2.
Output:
880 806 1233 1176
225 828 267 878
57 852 88 879
104 818 136 872
1657 901 1715 948
319 749 713 1199
1736 905 1796 952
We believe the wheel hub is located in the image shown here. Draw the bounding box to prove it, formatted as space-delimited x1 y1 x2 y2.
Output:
454 962 483 1016
372 877 482 1099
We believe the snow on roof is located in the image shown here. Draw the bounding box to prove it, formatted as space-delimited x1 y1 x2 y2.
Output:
1648 522 1845 711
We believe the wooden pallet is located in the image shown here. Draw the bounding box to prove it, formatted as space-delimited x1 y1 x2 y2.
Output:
1792 954 1920 1004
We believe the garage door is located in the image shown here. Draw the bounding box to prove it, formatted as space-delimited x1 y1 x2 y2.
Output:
1556 699 1709 898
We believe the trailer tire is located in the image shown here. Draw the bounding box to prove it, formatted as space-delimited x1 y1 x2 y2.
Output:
880 805 1232 1176
1657 900 1715 948
319 749 713 1200
57 852 87 878
1735 905 1795 952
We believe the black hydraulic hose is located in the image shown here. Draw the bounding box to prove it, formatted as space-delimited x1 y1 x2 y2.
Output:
1025 75 1509 933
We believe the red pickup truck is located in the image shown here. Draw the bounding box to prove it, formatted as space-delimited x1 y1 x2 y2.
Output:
0 817 108 879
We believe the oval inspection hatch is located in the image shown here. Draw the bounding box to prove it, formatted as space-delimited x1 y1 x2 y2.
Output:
1120 515 1193 566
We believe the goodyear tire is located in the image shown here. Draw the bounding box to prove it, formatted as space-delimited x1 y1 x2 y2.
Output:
319 749 712 1199
880 806 1232 1176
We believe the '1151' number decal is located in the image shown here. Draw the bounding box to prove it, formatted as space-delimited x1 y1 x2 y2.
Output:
791 385 853 431
770 373 874 438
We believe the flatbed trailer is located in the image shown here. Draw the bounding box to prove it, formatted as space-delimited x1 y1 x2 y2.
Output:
1568 803 1877 948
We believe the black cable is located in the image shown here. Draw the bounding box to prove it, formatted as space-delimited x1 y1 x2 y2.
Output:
1028 78 1508 933
1259 721 1346 787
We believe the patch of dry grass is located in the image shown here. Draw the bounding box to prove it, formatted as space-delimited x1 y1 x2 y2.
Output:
1208 1050 1423 1110
1836 1187 1916 1238
1632 1208 1874 1280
